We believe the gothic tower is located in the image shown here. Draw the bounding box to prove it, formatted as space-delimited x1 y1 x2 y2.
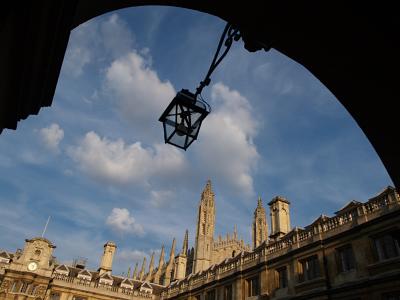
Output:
194 180 215 273
269 196 291 241
252 196 268 249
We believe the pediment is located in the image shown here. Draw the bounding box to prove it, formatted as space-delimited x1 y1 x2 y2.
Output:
100 272 113 280
335 200 362 215
141 282 152 289
140 281 153 290
55 264 70 275
0 251 11 259
121 278 134 286
78 269 91 276
56 264 69 271
309 214 330 226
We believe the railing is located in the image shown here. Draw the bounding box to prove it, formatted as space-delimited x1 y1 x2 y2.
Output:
52 274 153 299
162 189 400 298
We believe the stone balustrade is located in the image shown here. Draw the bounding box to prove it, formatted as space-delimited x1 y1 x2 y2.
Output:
162 189 400 298
52 274 153 299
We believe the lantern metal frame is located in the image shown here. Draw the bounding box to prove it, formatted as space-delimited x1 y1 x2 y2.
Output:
159 23 241 150
159 89 210 150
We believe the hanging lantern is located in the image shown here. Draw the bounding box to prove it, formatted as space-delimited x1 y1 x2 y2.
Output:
159 89 210 150
159 23 241 150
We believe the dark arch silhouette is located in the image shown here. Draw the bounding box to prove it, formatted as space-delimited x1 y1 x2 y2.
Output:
1 2 399 188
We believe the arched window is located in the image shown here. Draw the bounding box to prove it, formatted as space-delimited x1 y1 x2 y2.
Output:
29 285 37 295
20 282 28 293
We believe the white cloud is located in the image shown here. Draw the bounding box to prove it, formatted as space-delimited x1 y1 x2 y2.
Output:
39 123 64 153
105 51 175 138
150 189 175 208
106 208 144 235
118 249 149 262
63 13 134 78
100 14 134 58
195 83 259 196
118 248 161 261
68 131 186 186
63 21 99 77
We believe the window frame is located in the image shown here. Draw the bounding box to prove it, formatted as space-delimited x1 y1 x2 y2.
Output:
336 244 356 273
246 275 259 297
298 255 320 282
373 230 400 261
276 266 288 289
224 284 233 300
205 289 216 300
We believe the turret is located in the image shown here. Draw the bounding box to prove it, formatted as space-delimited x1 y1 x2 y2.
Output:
174 230 189 280
99 241 116 275
269 196 291 241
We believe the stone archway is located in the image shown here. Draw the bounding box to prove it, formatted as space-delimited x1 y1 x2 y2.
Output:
1 2 399 187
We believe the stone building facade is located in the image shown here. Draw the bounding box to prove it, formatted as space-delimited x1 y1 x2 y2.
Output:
162 186 400 300
1 183 400 300
0 237 165 300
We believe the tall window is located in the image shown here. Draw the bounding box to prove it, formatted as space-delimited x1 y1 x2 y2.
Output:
276 266 288 289
336 245 355 272
374 231 400 261
205 289 216 300
224 284 233 300
11 281 18 292
246 276 259 297
20 282 28 293
299 255 320 282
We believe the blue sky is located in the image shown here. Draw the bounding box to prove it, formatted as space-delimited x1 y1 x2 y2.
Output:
0 6 392 275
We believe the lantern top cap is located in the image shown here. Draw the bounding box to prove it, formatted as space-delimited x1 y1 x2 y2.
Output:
158 89 210 123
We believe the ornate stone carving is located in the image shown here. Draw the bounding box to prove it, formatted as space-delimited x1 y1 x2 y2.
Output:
34 285 47 297
0 279 11 292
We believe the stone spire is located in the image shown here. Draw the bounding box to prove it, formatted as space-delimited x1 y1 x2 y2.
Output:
163 238 176 286
201 179 215 205
234 224 238 239
158 245 165 269
252 196 268 249
152 245 165 285
127 266 131 278
139 257 146 281
168 238 176 265
148 252 155 274
181 230 188 255
132 262 138 279
145 252 155 281
174 231 189 280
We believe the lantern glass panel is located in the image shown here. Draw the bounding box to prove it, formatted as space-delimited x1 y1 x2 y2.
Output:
159 89 210 150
